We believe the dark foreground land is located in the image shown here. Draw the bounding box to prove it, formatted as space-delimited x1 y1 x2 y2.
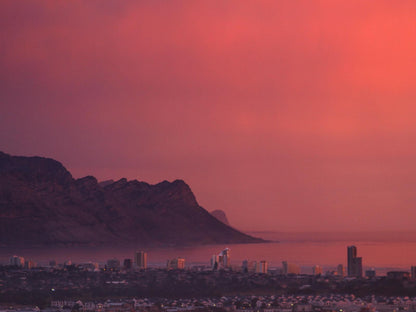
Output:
1 266 416 307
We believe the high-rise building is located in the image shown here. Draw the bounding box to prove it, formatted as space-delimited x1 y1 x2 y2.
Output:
347 245 362 278
10 255 25 267
167 257 185 270
347 245 356 276
134 251 147 269
24 260 36 270
354 257 363 277
218 248 230 268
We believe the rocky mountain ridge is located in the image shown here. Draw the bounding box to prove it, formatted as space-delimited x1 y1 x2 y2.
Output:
0 151 264 247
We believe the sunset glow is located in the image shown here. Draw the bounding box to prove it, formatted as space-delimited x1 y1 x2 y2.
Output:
1 1 416 232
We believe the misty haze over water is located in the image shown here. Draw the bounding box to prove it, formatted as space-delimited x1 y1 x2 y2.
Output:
248 231 416 243
1 231 416 275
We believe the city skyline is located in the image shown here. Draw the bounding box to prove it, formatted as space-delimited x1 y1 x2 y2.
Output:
4 246 416 280
4 245 413 277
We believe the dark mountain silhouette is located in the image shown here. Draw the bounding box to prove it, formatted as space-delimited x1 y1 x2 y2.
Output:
0 151 265 247
210 210 230 226
98 179 115 187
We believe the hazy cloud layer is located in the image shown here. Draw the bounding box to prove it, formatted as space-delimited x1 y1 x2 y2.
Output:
2 1 416 231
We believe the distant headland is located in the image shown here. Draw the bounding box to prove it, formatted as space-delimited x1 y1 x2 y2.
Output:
0 151 266 247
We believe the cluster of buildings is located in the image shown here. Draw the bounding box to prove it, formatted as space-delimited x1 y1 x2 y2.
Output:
9 255 37 270
277 246 359 277
167 258 185 270
210 248 269 274
7 246 416 279
242 260 268 274
106 251 185 271
278 246 415 279
103 248 265 273
211 248 231 270
105 251 148 271
5 252 416 311
345 245 416 280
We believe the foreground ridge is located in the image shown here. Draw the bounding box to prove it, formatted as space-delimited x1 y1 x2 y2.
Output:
0 151 265 247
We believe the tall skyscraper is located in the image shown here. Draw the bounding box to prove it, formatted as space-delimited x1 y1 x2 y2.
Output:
347 245 357 276
347 245 362 278
134 251 147 269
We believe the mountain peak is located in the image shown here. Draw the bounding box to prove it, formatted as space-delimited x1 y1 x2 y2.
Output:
211 210 230 226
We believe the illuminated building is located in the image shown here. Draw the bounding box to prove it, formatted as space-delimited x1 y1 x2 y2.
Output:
218 248 230 268
24 260 36 269
312 265 322 275
282 261 300 274
167 257 185 269
257 260 268 274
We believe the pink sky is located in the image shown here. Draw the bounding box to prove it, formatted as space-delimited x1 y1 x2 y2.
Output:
1 1 416 232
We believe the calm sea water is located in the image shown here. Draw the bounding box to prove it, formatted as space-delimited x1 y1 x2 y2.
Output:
1 232 416 274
